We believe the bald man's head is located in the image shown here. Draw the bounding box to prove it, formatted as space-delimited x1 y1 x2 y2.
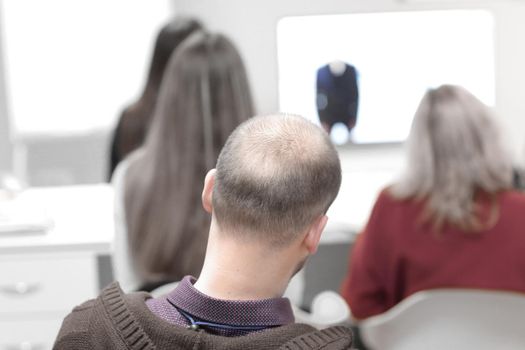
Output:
212 114 342 246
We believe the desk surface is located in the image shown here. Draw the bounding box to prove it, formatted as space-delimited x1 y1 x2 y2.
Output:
0 184 114 255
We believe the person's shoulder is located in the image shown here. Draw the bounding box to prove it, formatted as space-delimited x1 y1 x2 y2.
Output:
377 187 393 200
499 190 525 212
53 282 152 349
53 298 98 349
374 186 400 207
53 282 135 350
112 148 145 183
364 187 417 232
376 186 421 208
501 189 525 202
120 103 140 121
278 325 353 350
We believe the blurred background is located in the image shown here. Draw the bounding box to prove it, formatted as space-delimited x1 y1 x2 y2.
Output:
0 0 524 187
1 0 525 348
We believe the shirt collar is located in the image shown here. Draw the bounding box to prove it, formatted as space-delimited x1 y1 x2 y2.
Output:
166 276 295 327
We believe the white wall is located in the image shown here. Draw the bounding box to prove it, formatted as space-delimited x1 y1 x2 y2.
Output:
172 0 525 161
2 0 172 135
0 4 12 172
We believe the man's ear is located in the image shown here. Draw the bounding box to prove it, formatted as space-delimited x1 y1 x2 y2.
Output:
303 215 328 254
201 169 216 213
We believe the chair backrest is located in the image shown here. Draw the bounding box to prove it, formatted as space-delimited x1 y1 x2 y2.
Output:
149 281 179 298
360 289 525 350
293 290 351 329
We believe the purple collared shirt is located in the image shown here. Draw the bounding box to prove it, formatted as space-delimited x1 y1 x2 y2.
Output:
146 276 295 337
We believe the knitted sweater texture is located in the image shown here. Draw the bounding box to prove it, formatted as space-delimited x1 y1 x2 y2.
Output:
53 282 353 349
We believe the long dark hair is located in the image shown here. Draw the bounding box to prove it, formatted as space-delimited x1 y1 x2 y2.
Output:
124 31 254 284
108 17 202 178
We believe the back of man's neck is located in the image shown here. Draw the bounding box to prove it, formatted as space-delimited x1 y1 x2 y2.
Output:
194 271 285 300
194 234 294 301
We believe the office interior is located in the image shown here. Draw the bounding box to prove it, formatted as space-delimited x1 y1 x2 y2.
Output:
1 0 525 348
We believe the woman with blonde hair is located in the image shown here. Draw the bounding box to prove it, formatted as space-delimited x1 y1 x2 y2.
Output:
112 31 254 292
340 85 525 319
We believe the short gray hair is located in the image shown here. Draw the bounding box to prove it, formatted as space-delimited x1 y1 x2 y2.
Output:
212 114 342 246
391 85 512 231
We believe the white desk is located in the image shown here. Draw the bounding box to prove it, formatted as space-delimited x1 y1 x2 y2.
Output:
0 184 113 350
0 184 114 255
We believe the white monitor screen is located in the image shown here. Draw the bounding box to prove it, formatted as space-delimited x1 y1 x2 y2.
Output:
277 10 495 144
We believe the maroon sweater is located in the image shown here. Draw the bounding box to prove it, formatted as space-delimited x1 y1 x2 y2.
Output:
341 189 525 319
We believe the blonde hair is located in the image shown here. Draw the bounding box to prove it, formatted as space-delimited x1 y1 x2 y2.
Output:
391 85 513 231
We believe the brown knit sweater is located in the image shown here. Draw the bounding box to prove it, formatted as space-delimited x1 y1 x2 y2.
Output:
53 282 353 349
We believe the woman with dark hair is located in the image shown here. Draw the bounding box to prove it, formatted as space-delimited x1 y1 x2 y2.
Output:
112 31 254 292
340 85 525 319
108 17 202 178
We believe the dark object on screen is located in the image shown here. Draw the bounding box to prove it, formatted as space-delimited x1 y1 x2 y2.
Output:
316 61 359 133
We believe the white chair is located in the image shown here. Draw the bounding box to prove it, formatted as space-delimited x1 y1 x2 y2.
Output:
150 281 179 297
293 290 351 329
359 289 525 350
